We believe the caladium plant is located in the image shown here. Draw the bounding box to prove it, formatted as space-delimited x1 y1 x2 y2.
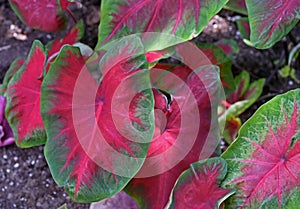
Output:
219 70 265 143
2 0 300 208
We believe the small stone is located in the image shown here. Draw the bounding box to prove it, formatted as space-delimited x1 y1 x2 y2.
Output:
6 168 10 173
13 156 18 161
7 193 13 199
46 34 52 39
36 201 42 207
3 154 8 160
13 163 19 168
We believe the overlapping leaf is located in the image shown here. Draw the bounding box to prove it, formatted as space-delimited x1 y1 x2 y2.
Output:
194 41 237 95
125 63 221 209
219 70 264 143
5 41 47 148
166 158 233 209
222 89 300 208
9 0 72 32
246 0 300 49
236 17 250 41
41 37 154 202
47 20 84 60
96 0 229 50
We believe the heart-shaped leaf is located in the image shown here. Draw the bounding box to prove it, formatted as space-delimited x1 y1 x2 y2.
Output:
225 70 265 117
5 41 47 148
246 0 300 49
9 0 72 32
41 37 154 202
222 89 300 208
96 0 228 50
166 158 233 209
125 63 221 209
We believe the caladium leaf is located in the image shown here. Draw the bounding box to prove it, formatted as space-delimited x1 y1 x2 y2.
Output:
96 0 229 50
236 17 250 41
222 89 300 208
194 42 236 95
166 158 233 209
5 40 47 148
9 0 72 32
125 64 221 209
215 39 239 59
1 57 24 95
41 38 154 202
246 0 300 49
222 115 241 143
224 0 247 15
226 70 265 117
47 20 84 61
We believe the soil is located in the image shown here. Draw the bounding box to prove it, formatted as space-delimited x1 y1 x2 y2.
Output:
0 1 299 209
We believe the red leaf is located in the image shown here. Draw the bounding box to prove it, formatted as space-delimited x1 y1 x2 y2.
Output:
167 158 233 209
125 64 220 209
96 0 228 49
246 0 300 48
47 20 84 60
6 41 46 147
41 39 154 202
9 0 69 32
237 102 300 207
222 89 300 208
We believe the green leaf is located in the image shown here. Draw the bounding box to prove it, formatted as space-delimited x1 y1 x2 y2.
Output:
236 17 250 41
246 0 300 49
5 40 47 148
96 0 229 51
1 57 24 95
166 158 234 209
41 37 154 202
222 89 300 208
224 0 248 15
